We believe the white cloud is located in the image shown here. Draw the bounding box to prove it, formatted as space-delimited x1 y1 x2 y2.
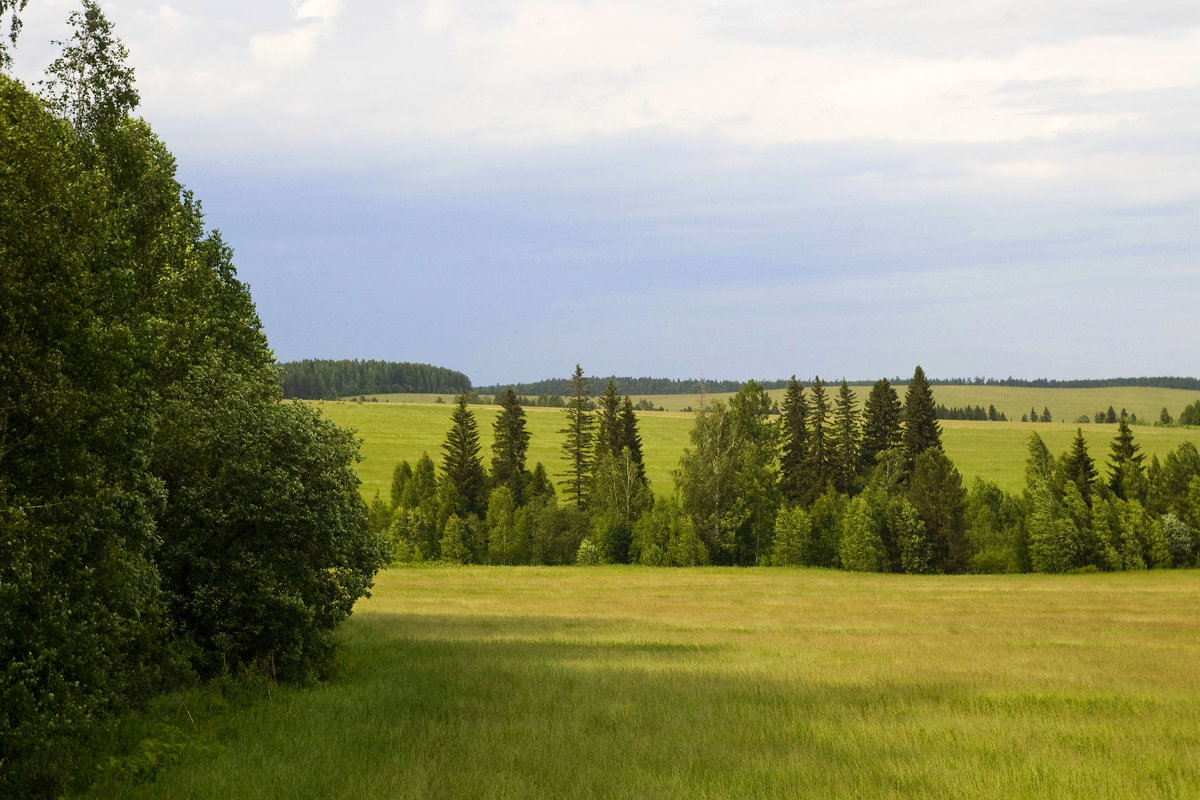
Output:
295 0 342 22
249 25 322 70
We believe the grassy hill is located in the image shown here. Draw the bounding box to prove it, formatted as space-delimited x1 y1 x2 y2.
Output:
89 567 1200 799
312 385 1200 499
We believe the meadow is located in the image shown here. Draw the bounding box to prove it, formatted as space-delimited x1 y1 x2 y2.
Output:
314 385 1200 499
88 567 1200 799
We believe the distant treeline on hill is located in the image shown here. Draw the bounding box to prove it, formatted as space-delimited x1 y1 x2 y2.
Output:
280 359 472 399
477 374 1200 397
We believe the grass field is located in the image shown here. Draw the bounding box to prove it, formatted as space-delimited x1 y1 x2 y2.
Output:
313 394 1200 499
92 567 1200 799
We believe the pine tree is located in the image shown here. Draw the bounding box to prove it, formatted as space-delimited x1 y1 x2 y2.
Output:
491 386 530 501
558 364 595 508
831 379 860 492
1030 406 1040 423
1108 415 1145 499
987 404 999 421
441 395 486 517
1042 406 1052 423
860 378 902 473
779 376 808 502
1061 428 1097 503
902 365 941 463
804 376 832 499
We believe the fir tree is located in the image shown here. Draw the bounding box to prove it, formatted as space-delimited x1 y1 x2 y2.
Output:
441 395 486 517
1108 415 1145 499
1061 428 1097 503
831 379 860 492
804 376 832 499
594 378 623 461
491 386 530 501
1042 406 1052 423
559 364 595 508
902 365 941 463
618 396 647 483
779 376 808 502
860 378 902 473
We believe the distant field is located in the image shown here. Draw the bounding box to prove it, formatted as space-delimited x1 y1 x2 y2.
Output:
312 393 1200 499
97 567 1200 799
358 385 1200 421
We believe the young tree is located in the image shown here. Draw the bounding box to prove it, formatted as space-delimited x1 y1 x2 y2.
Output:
40 0 139 133
676 401 744 564
589 447 651 563
728 380 782 565
778 376 808 502
902 366 941 463
558 365 595 508
485 486 524 565
491 386 530 501
831 379 860 492
860 379 903 473
441 395 486 517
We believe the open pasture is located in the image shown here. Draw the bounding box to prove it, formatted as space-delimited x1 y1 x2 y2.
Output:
96 567 1200 799
312 396 1200 498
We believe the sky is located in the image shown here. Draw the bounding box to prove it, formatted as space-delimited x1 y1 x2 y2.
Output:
9 0 1200 385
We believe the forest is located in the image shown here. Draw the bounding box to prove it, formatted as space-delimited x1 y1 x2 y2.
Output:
379 366 1200 575
0 7 385 797
279 358 472 400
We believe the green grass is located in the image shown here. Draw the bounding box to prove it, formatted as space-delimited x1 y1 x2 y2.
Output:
312 398 1200 499
90 567 1200 799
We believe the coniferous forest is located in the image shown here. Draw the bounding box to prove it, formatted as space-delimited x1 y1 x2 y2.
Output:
379 365 1200 575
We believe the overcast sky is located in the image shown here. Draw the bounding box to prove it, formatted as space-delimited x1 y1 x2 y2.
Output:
10 1 1200 384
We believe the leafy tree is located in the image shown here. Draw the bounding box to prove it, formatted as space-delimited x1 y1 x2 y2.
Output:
902 366 941 463
831 380 860 492
965 479 1025 573
441 395 486 518
1107 415 1145 499
1026 479 1081 573
891 497 933 574
839 490 887 572
778 376 808 502
485 486 524 565
907 449 968 572
40 1 139 133
391 460 414 509
490 386 530 501
676 400 745 564
1061 428 1097 504
807 490 848 568
439 515 470 564
589 448 651 563
770 505 812 566
1161 512 1195 567
1160 407 1173 426
860 379 903 473
727 380 781 565
559 365 594 508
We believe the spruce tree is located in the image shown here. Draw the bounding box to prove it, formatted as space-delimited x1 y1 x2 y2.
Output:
779 376 808 502
491 386 530 501
804 376 832 499
1062 428 1097 504
902 365 941 463
618 396 647 483
1108 415 1145 499
831 379 860 492
1042 406 1052 423
441 395 486 517
559 364 595 508
860 378 902 474
594 378 623 461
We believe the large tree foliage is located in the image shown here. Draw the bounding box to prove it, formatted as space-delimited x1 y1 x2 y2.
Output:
39 0 138 133
0 0 28 69
2 16 383 791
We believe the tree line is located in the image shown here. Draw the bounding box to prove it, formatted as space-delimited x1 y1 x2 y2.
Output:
1 7 384 797
280 358 472 400
373 364 1200 576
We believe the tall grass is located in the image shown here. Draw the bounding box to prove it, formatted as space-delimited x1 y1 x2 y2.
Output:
92 567 1200 799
